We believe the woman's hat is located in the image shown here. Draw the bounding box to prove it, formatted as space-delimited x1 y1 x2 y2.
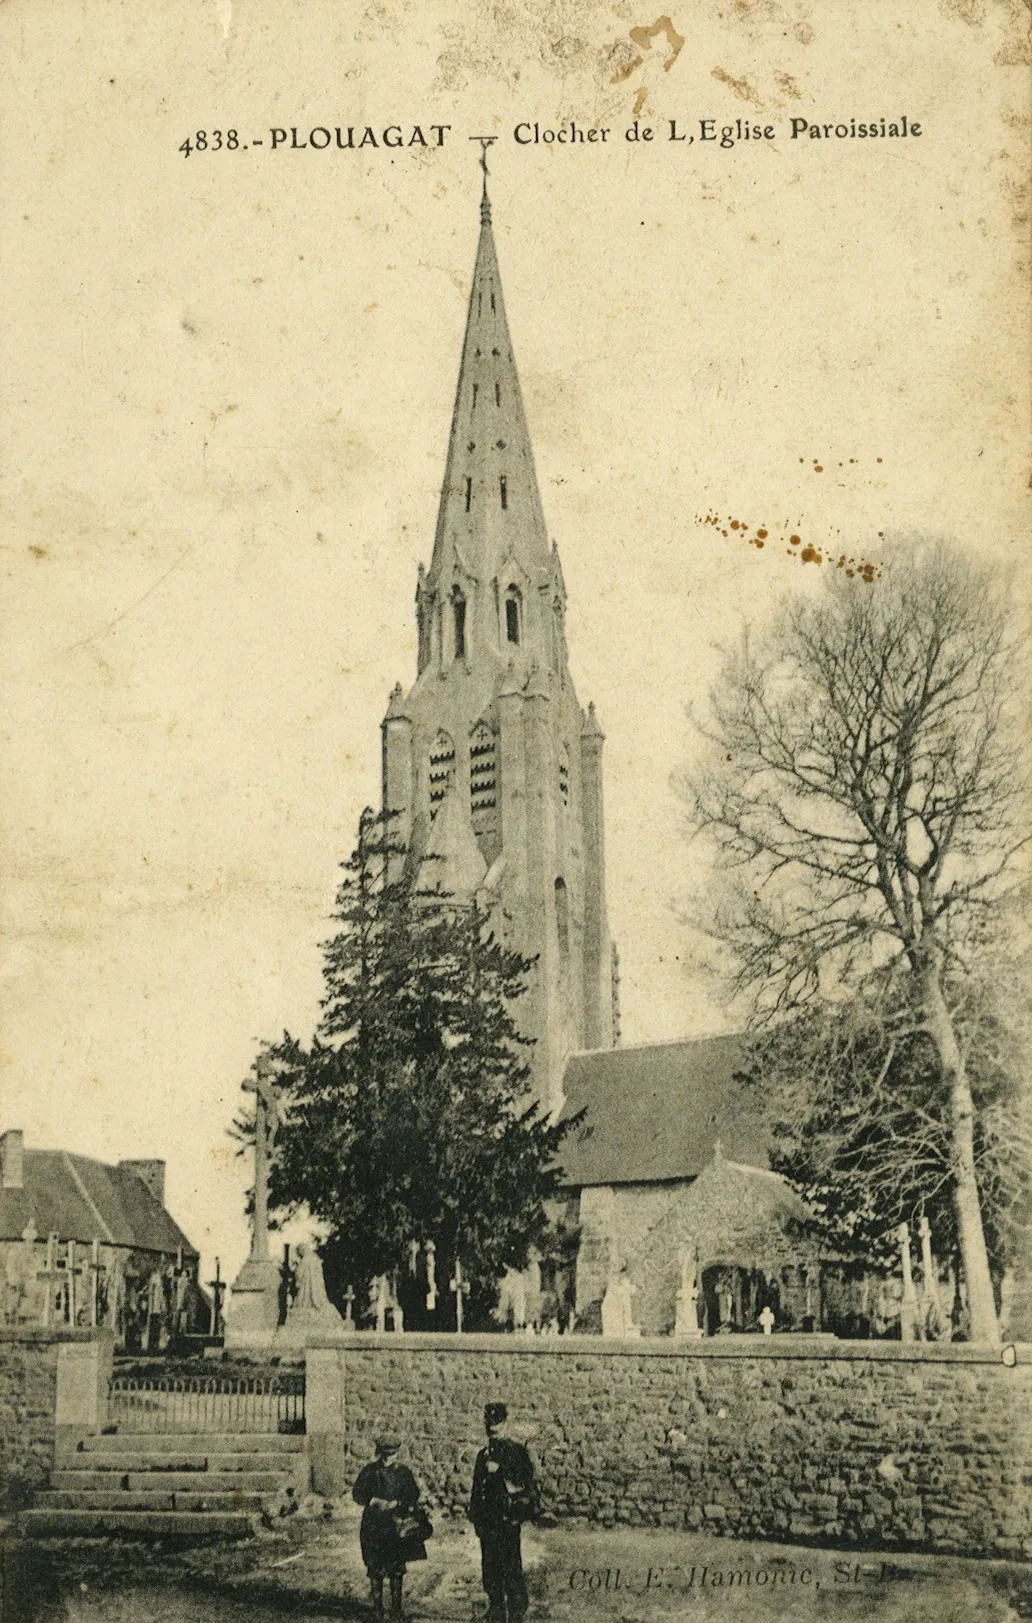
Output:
374 1434 401 1454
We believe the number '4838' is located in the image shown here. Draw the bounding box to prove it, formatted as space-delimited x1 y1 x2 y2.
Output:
180 131 240 155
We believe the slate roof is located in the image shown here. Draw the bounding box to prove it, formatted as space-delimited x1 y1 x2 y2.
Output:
558 1033 771 1188
0 1150 197 1255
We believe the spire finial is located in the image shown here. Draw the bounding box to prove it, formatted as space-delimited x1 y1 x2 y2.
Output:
469 135 497 223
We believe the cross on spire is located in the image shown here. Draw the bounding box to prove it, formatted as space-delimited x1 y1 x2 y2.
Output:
469 134 497 221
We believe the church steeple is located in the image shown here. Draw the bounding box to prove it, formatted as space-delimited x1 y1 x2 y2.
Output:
428 173 550 600
382 172 617 1114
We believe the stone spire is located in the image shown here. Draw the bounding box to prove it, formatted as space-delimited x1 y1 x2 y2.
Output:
428 177 550 592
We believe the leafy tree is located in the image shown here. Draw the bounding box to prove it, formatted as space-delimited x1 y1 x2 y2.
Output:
256 810 575 1321
681 544 1029 1342
736 943 1032 1303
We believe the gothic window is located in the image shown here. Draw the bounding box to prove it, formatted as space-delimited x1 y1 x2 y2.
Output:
490 290 496 312
559 746 570 809
451 587 467 660
495 382 501 407
464 476 472 513
505 585 521 645
469 721 498 839
499 475 508 511
555 878 569 972
417 594 434 673
428 730 455 818
471 382 479 414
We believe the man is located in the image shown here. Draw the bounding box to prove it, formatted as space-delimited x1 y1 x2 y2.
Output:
468 1401 539 1623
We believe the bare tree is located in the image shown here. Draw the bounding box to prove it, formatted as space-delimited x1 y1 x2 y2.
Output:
682 543 1028 1343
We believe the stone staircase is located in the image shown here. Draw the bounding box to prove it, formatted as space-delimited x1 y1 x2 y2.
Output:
20 1430 306 1539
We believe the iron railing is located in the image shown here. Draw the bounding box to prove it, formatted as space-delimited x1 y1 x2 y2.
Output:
108 1369 305 1433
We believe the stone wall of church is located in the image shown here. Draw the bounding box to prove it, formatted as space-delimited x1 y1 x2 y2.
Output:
306 1333 1032 1558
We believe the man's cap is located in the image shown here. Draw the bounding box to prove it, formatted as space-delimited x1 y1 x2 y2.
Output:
484 1402 508 1428
374 1434 401 1454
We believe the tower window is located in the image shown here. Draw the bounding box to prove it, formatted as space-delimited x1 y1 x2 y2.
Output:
451 588 467 659
428 730 456 817
469 720 499 839
495 382 501 407
464 476 472 512
559 748 570 808
555 878 569 970
499 475 508 511
505 585 521 645
490 291 496 312
478 291 482 315
471 382 479 414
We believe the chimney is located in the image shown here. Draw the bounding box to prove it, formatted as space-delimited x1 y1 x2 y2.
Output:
1 1130 24 1189
120 1158 166 1207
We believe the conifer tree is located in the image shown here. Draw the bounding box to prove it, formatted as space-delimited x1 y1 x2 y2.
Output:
258 810 575 1321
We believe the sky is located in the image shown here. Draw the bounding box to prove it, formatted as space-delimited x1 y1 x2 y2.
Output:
2 0 1028 1287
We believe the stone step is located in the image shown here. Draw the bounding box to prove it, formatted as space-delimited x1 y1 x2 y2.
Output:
73 1431 303 1454
20 1508 256 1539
51 1468 287 1494
55 1450 292 1473
38 1489 270 1512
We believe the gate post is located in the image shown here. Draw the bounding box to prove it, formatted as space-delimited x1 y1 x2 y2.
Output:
306 1341 347 1495
55 1329 115 1444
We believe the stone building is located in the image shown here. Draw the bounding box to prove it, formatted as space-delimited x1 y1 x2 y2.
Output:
379 178 617 1116
556 1035 829 1336
0 1128 206 1350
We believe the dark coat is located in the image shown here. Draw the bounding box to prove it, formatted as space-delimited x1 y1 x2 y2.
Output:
353 1458 427 1574
468 1436 539 1535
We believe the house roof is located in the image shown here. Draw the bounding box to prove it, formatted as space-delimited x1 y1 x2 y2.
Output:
558 1033 771 1187
0 1150 197 1255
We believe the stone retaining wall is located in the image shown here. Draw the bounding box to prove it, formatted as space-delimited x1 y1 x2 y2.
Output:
0 1328 112 1511
306 1333 1032 1560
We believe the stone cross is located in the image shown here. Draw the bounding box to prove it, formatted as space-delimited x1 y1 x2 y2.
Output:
425 1240 437 1312
917 1214 946 1338
86 1239 104 1328
342 1285 355 1330
37 1233 63 1328
897 1221 920 1341
241 1052 284 1264
450 1257 470 1333
65 1241 87 1327
373 1272 390 1333
207 1257 226 1337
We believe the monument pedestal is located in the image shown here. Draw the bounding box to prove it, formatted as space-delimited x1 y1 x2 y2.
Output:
225 1255 281 1345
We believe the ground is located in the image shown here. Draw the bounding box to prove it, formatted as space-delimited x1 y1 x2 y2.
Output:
3 1509 1030 1623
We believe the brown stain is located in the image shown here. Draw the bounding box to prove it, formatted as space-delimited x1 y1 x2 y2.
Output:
775 70 802 100
712 66 761 106
697 509 881 580
29 544 48 559
628 16 685 71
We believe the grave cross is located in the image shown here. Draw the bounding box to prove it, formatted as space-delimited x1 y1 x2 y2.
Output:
65 1240 87 1327
425 1240 437 1313
37 1232 63 1329
897 1221 920 1341
86 1239 105 1328
207 1257 226 1338
342 1285 355 1330
450 1257 470 1334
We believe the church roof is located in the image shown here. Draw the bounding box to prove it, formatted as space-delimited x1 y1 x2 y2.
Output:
0 1148 197 1255
429 181 550 590
557 1033 771 1187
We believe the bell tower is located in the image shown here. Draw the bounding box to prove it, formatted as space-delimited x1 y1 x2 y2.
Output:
380 169 617 1114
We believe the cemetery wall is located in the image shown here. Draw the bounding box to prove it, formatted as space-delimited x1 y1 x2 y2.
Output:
306 1333 1032 1559
0 1329 69 1509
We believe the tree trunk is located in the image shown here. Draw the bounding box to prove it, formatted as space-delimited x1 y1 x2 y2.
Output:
920 957 1000 1344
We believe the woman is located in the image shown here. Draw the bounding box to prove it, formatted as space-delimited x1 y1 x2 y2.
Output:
352 1434 429 1619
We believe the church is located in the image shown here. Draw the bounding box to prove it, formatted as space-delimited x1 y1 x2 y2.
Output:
375 172 842 1338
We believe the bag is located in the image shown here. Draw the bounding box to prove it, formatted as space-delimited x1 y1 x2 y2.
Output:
502 1479 535 1524
393 1506 434 1544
